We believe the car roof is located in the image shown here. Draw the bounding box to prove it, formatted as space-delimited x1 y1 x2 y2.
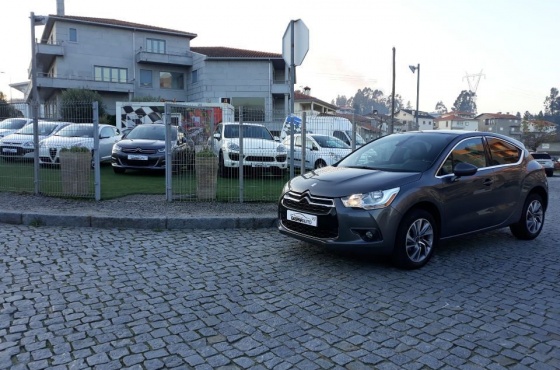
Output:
398 130 526 148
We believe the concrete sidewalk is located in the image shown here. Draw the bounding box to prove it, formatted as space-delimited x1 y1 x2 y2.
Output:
0 193 278 230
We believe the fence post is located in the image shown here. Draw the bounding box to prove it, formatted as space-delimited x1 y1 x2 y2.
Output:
32 100 40 195
93 101 101 201
239 107 244 203
164 104 172 202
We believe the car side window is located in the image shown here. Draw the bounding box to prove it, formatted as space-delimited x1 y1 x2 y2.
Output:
486 137 521 165
438 137 486 176
100 127 113 138
295 136 301 147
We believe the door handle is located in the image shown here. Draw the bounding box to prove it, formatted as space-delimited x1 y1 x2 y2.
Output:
483 179 493 186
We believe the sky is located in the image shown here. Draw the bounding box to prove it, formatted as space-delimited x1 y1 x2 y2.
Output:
1 0 558 115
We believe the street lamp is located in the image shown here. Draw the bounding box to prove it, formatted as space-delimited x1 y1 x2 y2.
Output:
409 64 420 129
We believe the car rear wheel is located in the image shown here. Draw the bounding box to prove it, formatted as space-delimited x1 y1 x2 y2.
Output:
392 209 437 269
509 193 545 240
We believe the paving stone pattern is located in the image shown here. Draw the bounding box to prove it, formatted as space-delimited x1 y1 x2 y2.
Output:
1 178 559 369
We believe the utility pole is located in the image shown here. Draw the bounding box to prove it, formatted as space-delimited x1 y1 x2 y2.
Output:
390 47 395 134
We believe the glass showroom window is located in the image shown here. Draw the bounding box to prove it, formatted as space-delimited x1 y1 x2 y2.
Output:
94 66 128 83
147 38 166 54
159 72 184 89
140 69 152 88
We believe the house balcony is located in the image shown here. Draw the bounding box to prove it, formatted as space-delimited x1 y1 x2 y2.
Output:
271 79 289 95
36 42 65 69
31 73 134 101
135 51 193 66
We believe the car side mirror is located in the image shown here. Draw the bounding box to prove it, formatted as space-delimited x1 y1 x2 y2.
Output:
213 132 221 140
452 162 478 179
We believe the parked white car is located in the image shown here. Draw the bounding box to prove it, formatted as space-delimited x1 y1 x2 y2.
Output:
283 134 352 170
209 122 287 177
0 118 33 139
39 123 121 167
0 121 71 160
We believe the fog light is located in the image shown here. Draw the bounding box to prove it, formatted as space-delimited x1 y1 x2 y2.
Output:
355 228 382 242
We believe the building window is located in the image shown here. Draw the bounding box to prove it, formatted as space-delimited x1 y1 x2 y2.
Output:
192 70 198 83
147 38 166 54
69 28 77 42
231 97 265 122
159 72 184 89
94 66 128 83
140 69 152 88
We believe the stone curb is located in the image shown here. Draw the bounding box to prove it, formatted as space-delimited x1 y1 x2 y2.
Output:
0 211 278 230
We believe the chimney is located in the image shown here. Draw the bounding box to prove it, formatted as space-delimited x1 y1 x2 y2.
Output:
303 86 310 96
57 0 65 15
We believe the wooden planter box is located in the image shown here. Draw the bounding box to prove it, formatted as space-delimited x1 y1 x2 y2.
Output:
195 156 218 200
60 151 91 196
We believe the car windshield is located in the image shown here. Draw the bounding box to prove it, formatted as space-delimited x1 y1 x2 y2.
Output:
311 135 350 149
16 123 60 136
125 124 177 141
344 130 366 145
337 132 454 172
0 119 29 130
224 125 273 140
55 125 94 138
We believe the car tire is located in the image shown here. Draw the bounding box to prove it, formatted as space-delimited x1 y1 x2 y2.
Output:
546 169 553 177
113 167 125 174
218 152 231 178
392 209 437 270
509 193 545 240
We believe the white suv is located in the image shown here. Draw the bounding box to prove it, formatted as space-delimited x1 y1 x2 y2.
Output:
209 122 287 177
530 152 554 177
283 134 352 170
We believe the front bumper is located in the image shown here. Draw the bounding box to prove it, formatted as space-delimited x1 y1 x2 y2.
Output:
277 190 400 254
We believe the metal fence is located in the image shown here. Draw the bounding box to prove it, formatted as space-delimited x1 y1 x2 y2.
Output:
1 101 366 203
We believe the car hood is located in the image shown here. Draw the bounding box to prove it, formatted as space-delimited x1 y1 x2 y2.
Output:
41 136 93 148
1 134 50 144
224 138 281 150
0 129 18 136
117 139 166 149
286 166 422 198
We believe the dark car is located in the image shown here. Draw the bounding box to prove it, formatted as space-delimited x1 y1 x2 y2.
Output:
278 130 548 269
111 124 195 174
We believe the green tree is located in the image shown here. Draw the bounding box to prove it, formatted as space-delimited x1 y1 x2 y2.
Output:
435 101 448 114
334 95 348 107
521 119 557 151
544 87 560 116
451 90 477 113
60 88 107 123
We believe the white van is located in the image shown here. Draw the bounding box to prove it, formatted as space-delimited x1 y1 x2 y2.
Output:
280 114 366 149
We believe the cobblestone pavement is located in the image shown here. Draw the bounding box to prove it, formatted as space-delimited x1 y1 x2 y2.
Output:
1 178 559 369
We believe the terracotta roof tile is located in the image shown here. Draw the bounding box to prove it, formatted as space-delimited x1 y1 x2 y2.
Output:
46 14 197 38
190 46 282 59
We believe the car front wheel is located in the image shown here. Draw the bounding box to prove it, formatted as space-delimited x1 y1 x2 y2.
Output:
392 209 437 269
509 193 545 240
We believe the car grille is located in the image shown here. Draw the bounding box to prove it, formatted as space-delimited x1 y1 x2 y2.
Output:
282 191 334 214
280 191 338 239
245 155 275 162
122 148 158 155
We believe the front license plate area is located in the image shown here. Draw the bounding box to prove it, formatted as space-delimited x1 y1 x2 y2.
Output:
287 210 318 227
128 154 148 160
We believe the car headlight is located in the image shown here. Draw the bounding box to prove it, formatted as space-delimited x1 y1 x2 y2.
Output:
22 141 34 148
227 142 240 152
113 144 122 152
157 147 166 153
341 187 400 210
277 144 287 153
